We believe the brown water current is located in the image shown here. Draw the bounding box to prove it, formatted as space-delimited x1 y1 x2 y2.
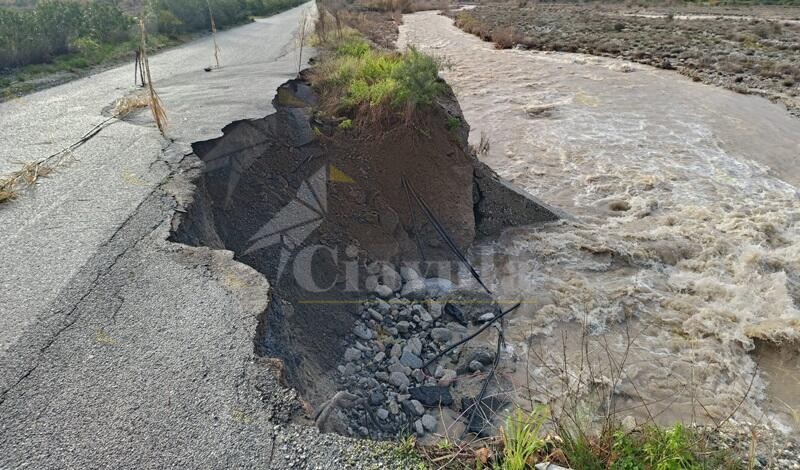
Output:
399 11 800 435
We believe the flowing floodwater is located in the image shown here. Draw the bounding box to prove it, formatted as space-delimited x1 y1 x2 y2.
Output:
400 11 800 436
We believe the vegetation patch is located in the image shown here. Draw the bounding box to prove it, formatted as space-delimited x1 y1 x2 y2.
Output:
407 410 743 469
310 34 446 120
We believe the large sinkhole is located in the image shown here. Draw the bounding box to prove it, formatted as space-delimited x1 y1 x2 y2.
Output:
169 78 560 440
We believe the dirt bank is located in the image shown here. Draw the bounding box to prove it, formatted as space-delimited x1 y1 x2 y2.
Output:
452 2 800 117
170 76 559 422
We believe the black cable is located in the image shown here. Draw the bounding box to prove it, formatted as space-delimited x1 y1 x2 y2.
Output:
401 176 491 294
464 325 504 437
422 302 520 369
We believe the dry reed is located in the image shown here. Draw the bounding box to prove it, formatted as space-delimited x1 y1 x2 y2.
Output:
0 160 58 203
138 18 168 135
297 7 311 73
113 93 150 118
207 0 221 69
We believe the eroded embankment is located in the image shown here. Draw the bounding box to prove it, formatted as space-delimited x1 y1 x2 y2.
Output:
169 76 560 435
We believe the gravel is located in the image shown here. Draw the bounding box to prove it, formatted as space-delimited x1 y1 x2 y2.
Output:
400 350 424 369
421 414 438 432
331 268 509 440
389 371 410 389
344 347 362 362
431 327 453 343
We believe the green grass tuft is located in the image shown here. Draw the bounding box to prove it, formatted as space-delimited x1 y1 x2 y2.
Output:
485 405 743 470
501 406 548 470
312 35 446 118
335 37 371 58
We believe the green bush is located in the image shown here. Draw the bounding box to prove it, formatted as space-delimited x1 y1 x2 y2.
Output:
0 0 132 69
335 37 371 58
314 37 446 115
71 37 101 56
391 48 446 107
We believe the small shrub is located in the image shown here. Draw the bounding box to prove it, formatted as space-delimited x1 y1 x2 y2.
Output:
336 37 371 57
492 26 519 49
454 11 484 36
391 48 445 107
70 37 101 55
338 118 353 129
446 116 460 130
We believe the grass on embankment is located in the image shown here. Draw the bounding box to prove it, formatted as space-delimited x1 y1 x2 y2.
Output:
408 405 743 469
309 33 446 122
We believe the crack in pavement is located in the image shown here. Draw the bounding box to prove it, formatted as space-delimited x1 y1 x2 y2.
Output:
0 186 171 405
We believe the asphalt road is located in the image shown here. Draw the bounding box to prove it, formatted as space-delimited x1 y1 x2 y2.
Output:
0 4 402 468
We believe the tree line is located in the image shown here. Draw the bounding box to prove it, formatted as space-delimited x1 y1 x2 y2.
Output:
0 0 304 70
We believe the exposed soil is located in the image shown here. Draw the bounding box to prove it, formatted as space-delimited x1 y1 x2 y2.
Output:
452 1 800 116
170 76 559 437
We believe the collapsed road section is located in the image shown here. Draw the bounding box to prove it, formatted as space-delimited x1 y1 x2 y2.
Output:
170 76 561 440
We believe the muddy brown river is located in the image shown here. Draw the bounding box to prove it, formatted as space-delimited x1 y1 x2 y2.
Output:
400 11 800 438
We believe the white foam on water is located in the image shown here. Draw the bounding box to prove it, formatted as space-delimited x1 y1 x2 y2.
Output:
402 11 800 433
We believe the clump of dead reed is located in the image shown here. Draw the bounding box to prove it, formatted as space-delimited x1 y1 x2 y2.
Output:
113 93 150 118
0 161 55 203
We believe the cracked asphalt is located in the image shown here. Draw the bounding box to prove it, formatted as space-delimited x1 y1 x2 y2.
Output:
0 4 406 468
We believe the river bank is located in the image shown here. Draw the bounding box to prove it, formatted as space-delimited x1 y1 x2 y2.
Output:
451 2 800 118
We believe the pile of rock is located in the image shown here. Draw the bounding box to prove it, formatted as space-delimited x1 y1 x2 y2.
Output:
329 263 508 440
